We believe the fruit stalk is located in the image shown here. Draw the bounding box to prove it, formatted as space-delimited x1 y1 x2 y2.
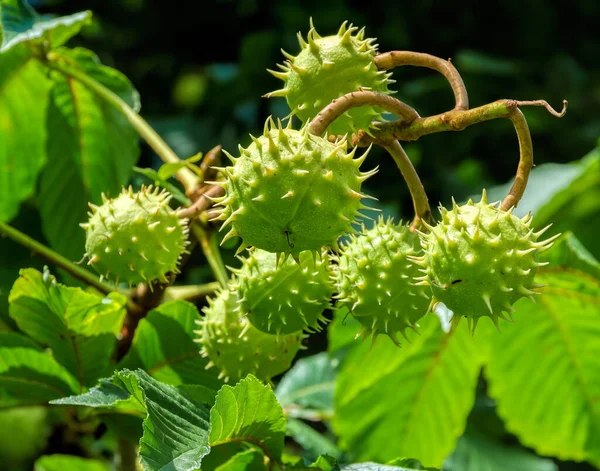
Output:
308 90 419 138
191 224 229 287
383 140 431 228
374 51 469 111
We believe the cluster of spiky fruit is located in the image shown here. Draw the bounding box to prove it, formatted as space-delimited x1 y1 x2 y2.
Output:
81 185 189 286
77 20 561 385
414 190 559 332
194 289 304 383
266 20 393 135
333 217 430 345
210 118 376 257
233 249 333 335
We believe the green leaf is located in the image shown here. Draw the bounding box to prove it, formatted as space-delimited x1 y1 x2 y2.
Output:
38 47 140 265
51 376 145 414
9 268 127 388
119 300 222 389
210 375 286 460
0 0 91 52
35 454 110 471
0 44 51 223
276 352 339 420
485 240 600 465
215 448 265 471
286 418 342 460
486 149 600 257
444 429 557 471
311 455 340 471
54 369 212 471
540 231 600 278
0 332 78 406
333 315 485 468
158 161 188 180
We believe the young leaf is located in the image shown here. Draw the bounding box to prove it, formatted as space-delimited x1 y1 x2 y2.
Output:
0 332 78 406
0 44 51 223
0 0 91 52
210 375 286 460
214 448 265 471
119 300 222 390
276 352 339 420
35 454 110 471
54 369 212 471
444 429 557 471
485 235 600 466
38 47 140 265
8 268 127 388
334 315 485 468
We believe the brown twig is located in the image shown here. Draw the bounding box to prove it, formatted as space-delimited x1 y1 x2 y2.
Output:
347 98 566 208
308 91 419 138
375 51 469 111
501 109 533 211
384 141 431 229
178 185 225 220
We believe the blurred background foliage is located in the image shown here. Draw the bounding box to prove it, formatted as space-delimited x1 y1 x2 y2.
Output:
2 1 600 470
35 0 600 224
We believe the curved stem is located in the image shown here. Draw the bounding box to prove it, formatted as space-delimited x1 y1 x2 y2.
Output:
374 51 469 111
308 91 419 137
383 141 431 228
191 224 229 288
0 222 116 295
117 438 138 471
164 282 221 302
501 109 533 210
44 51 200 194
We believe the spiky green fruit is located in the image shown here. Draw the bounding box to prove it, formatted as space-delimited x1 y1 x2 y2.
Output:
233 248 333 335
266 21 393 135
211 118 376 256
81 185 188 286
195 289 303 383
414 190 560 332
334 217 430 345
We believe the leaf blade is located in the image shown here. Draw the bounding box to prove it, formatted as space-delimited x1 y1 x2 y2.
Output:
210 375 286 460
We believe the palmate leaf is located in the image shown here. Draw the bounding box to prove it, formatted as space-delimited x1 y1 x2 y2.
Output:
210 375 286 460
486 148 600 257
485 234 600 466
333 315 485 468
118 300 222 390
8 268 127 388
38 46 140 266
0 0 90 52
444 428 557 471
54 369 212 471
0 332 78 406
276 352 339 420
0 43 51 223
